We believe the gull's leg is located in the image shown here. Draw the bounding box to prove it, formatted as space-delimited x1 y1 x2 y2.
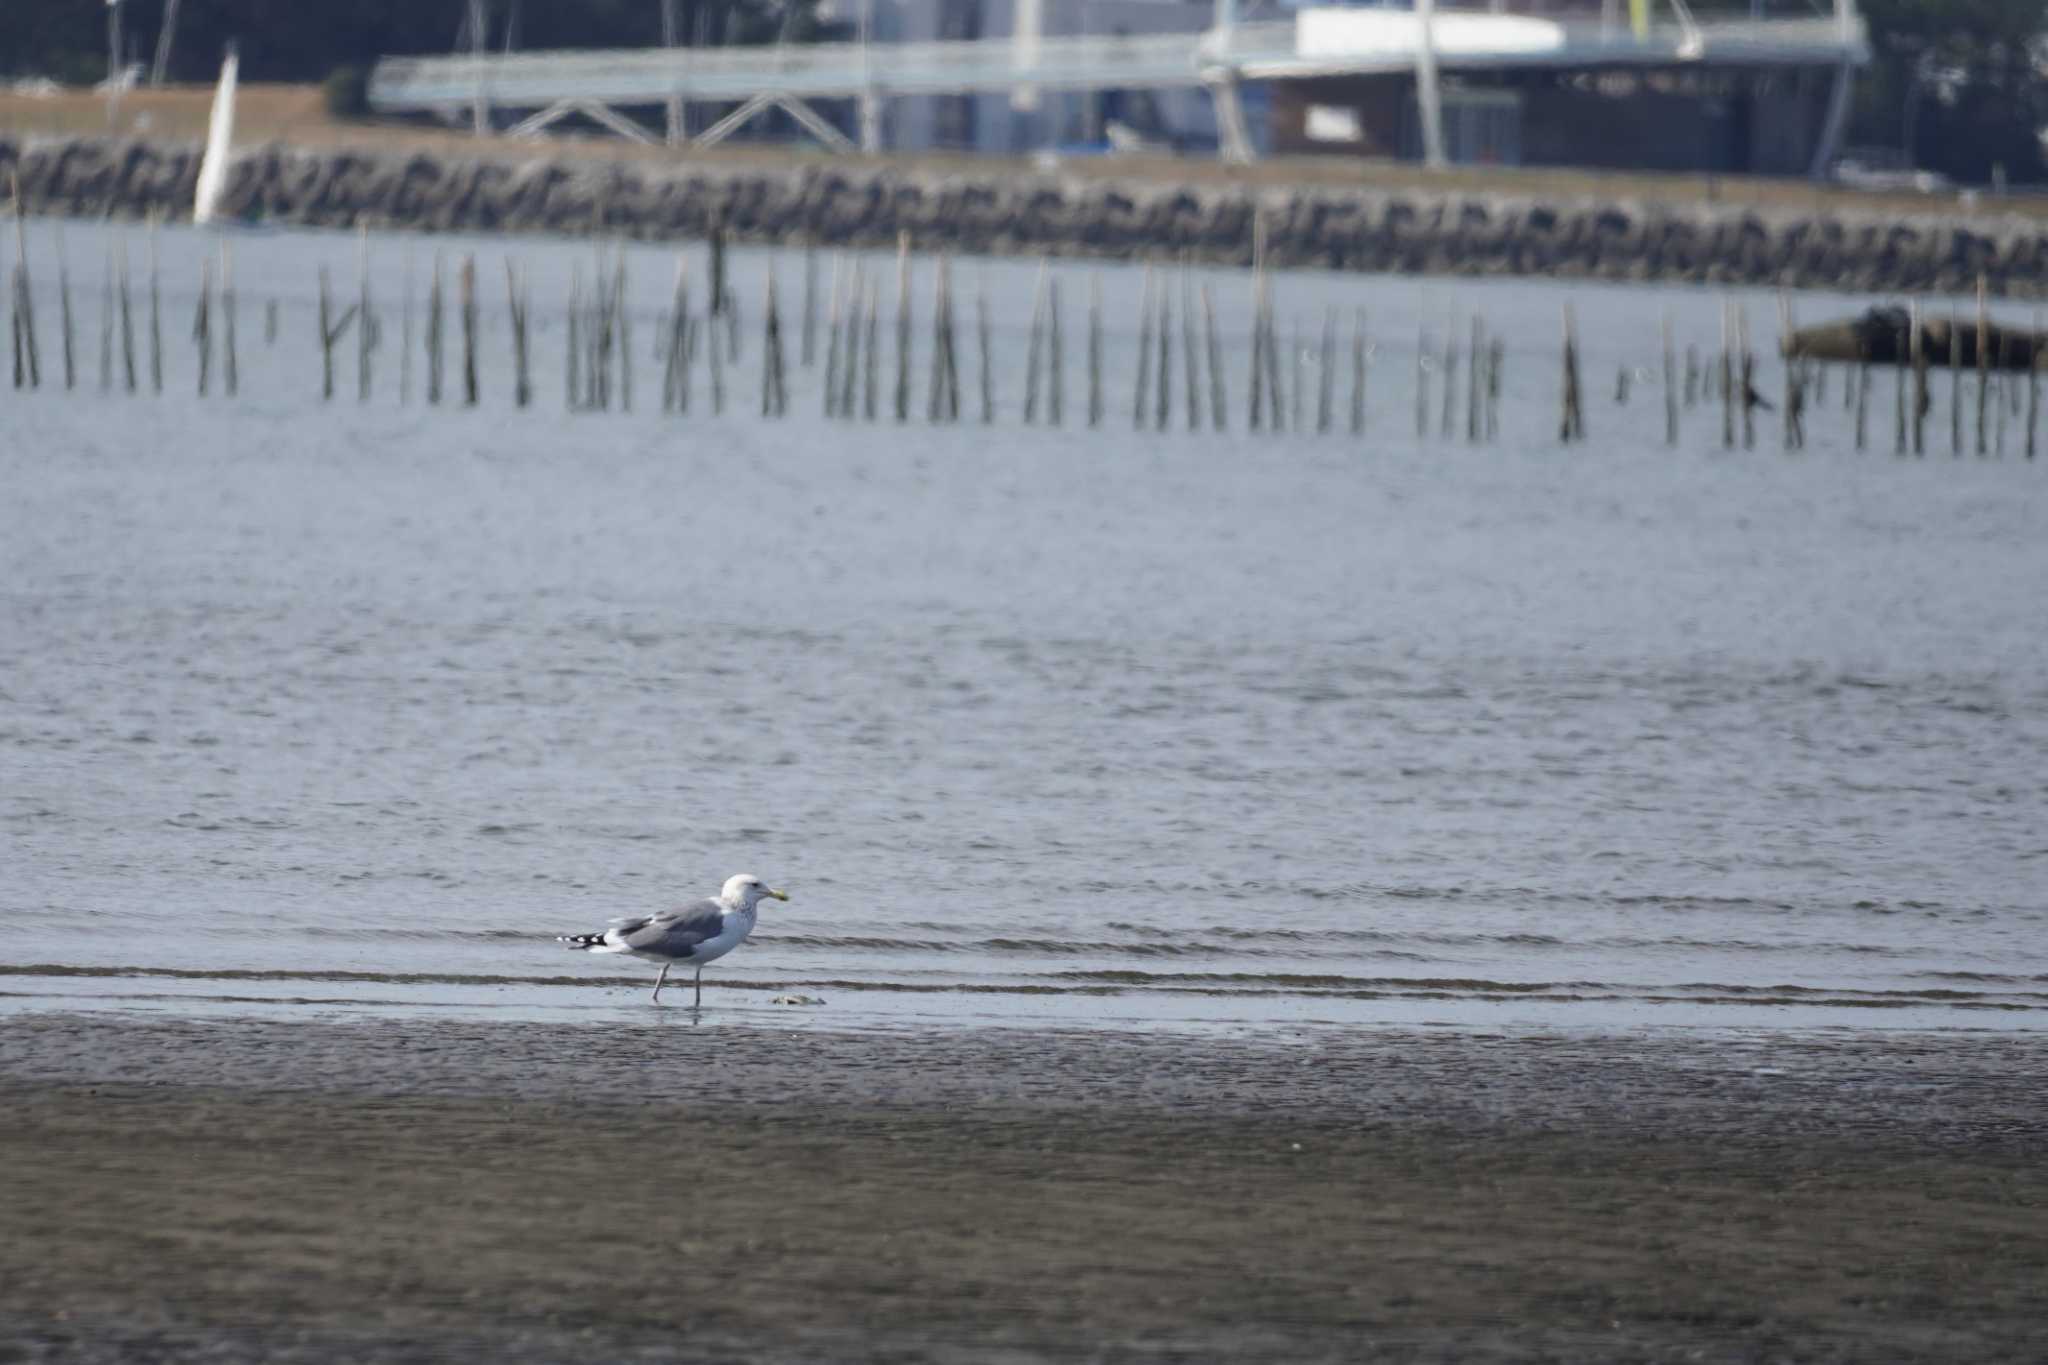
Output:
652 962 671 1003
693 965 704 1009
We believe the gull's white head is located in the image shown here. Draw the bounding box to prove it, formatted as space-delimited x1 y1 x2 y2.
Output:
722 873 789 909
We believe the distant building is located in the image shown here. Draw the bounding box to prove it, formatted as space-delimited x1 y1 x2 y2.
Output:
824 0 1233 154
367 0 1866 177
1268 1 1868 175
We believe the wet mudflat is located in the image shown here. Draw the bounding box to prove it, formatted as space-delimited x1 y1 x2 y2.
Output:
2 1015 2043 1363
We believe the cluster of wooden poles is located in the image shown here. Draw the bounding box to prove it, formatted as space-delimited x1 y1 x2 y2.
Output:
1612 282 2043 459
817 231 1516 440
6 205 2043 461
1786 285 2042 460
6 210 285 401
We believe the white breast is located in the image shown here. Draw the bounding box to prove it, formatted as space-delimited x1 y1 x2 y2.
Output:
689 906 758 966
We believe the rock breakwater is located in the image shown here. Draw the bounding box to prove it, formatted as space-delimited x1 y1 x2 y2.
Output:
6 133 2046 296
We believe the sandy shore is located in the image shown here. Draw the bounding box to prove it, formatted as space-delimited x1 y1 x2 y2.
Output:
2 1014 2044 1362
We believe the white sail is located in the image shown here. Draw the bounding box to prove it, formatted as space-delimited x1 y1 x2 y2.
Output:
192 44 238 227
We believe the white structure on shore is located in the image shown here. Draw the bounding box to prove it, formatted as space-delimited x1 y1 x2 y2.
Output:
366 0 1868 174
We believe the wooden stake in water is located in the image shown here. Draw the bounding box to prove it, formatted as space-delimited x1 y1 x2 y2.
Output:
9 204 39 390
615 256 633 414
893 232 911 423
1720 300 1735 450
822 253 842 418
6 220 19 390
1995 332 2011 457
1740 309 1759 451
928 255 957 424
147 214 162 394
668 256 692 416
1134 263 1155 431
97 245 113 393
357 226 373 402
193 255 212 397
801 241 818 369
1975 275 1990 457
1023 261 1046 426
1290 315 1305 434
920 262 943 426
1047 276 1064 428
709 265 730 417
10 271 22 391
682 316 701 416
838 266 863 420
1415 320 1429 440
924 256 946 424
1438 317 1457 438
318 266 334 401
220 241 237 398
1350 308 1367 436
1318 306 1337 436
1265 291 1285 435
2029 310 2041 460
1248 272 1267 433
55 227 74 390
427 255 445 405
115 238 135 395
1893 318 1907 456
1087 272 1103 429
1202 283 1227 432
861 276 878 421
507 259 531 409
941 260 960 423
1661 309 1677 447
1487 338 1503 441
1181 264 1200 433
566 267 583 412
1024 259 1056 421
976 272 993 424
708 211 728 351
589 251 611 410
1786 362 1805 452
1854 339 1870 452
1910 299 1927 456
1466 314 1483 444
1558 303 1584 443
1948 309 1962 456
401 249 416 405
460 255 478 407
1778 293 1796 451
761 267 786 418
1156 282 1172 434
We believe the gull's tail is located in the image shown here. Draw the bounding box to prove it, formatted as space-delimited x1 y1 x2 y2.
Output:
558 932 609 950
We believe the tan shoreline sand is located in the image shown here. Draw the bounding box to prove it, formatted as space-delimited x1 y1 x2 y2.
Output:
2 1015 2044 1362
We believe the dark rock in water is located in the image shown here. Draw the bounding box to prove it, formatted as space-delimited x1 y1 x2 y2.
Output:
1787 306 2047 368
7 131 2048 296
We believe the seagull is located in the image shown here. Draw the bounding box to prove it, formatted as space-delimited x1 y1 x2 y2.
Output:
558 873 790 1006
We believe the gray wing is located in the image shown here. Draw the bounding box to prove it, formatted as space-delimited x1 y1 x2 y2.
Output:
609 898 727 957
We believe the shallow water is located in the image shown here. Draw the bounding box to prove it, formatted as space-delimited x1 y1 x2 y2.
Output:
4 220 2046 1034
